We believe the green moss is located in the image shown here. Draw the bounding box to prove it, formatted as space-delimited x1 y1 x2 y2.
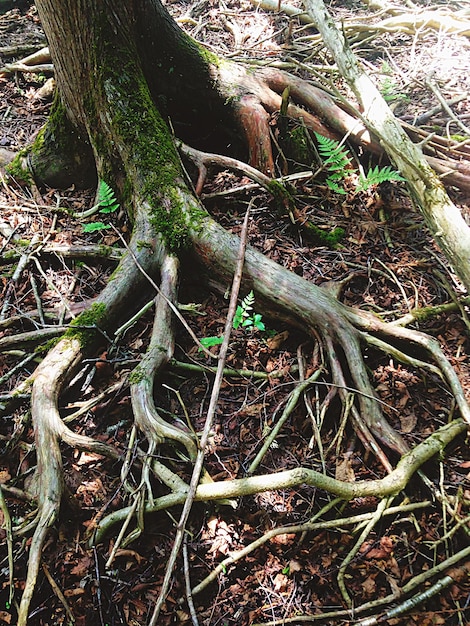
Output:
97 244 119 258
2 241 30 260
129 366 147 384
136 240 154 251
38 90 82 156
65 302 107 348
193 40 222 69
35 337 61 354
5 151 32 184
81 11 213 252
287 125 313 165
305 224 345 247
267 179 295 210
97 67 194 250
20 91 95 188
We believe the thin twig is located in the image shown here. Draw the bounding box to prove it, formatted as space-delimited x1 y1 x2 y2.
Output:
425 75 470 137
42 563 75 625
183 533 199 626
247 366 323 474
337 497 392 605
148 204 252 625
190 500 429 599
0 486 14 608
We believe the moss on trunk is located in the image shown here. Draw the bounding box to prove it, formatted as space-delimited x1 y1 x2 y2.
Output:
27 93 96 188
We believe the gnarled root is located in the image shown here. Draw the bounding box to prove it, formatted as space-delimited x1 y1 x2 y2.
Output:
219 63 470 192
15 201 169 625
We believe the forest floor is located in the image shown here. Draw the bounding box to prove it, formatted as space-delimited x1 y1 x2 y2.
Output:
1 1 470 625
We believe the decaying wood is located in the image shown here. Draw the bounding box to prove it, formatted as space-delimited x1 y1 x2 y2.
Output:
304 0 470 293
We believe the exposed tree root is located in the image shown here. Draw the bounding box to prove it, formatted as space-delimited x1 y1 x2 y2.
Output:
14 196 170 625
189 498 430 597
303 0 470 294
254 0 470 39
94 419 466 541
131 253 198 461
13 171 470 622
220 64 470 193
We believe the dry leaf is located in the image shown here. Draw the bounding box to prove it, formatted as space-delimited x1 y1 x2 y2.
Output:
266 330 289 351
289 559 302 573
335 455 356 482
399 412 417 433
273 572 288 592
361 576 376 595
0 469 11 484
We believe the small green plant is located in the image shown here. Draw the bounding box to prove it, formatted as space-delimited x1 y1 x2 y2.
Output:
97 179 120 213
83 221 110 233
314 132 352 195
380 76 410 104
357 165 404 191
199 290 265 350
199 335 224 349
82 180 120 232
233 290 265 331
314 132 404 193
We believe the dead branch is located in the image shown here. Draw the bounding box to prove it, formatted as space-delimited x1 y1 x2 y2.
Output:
148 206 252 625
303 0 470 293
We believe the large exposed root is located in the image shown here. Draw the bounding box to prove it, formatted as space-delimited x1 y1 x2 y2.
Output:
15 202 170 625
14 161 470 624
94 418 466 541
219 63 470 193
14 172 470 622
131 253 198 461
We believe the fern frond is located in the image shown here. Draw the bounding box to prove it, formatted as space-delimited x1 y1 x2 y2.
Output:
83 221 110 233
242 290 255 311
326 180 347 195
314 132 352 170
98 180 120 214
233 291 258 329
358 165 404 191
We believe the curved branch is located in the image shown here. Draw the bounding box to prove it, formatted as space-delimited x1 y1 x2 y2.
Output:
95 419 466 541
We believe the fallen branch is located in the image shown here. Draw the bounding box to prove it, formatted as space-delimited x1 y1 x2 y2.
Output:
303 0 470 293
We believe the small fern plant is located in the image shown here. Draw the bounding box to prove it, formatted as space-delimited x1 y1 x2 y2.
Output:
83 180 120 233
313 132 404 194
314 132 352 195
357 165 404 191
233 290 265 331
200 290 265 350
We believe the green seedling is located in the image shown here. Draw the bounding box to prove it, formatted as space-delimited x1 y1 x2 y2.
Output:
200 290 265 350
233 290 265 331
